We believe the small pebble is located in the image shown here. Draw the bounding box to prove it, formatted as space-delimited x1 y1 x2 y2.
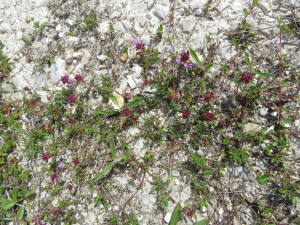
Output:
120 54 128 61
164 213 172 223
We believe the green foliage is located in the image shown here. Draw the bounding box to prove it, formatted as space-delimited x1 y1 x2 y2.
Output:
170 203 181 225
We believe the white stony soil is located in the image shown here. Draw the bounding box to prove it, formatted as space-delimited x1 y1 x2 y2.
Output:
1 0 300 224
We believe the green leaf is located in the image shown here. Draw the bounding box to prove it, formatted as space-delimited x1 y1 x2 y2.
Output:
244 8 248 16
98 110 109 116
277 16 282 23
271 135 279 142
23 189 34 198
190 48 203 70
108 94 119 107
168 175 173 184
254 71 273 78
170 203 181 225
10 83 16 90
195 219 210 225
126 98 140 109
280 78 289 86
86 161 116 183
280 24 285 33
2 218 13 221
82 125 95 131
282 118 292 123
17 207 25 221
1 201 16 210
20 184 27 192
292 198 297 205
279 188 287 194
168 36 172 45
110 135 116 160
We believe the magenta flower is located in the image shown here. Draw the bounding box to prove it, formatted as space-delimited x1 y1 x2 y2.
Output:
67 94 77 104
52 207 62 216
67 184 73 191
184 62 187 68
182 110 190 118
50 172 59 183
66 82 72 88
205 112 214 121
241 138 249 142
136 43 145 51
204 92 214 101
169 95 173 101
132 39 140 45
175 56 181 65
74 74 84 82
189 62 194 68
68 118 75 124
42 152 51 162
123 107 132 116
240 72 253 84
61 73 69 84
30 99 36 106
73 158 80 165
138 164 145 170
180 51 190 63
187 209 194 218
58 163 65 169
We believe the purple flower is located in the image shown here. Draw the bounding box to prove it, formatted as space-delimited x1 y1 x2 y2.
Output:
67 184 73 191
184 62 187 68
68 94 77 104
240 72 253 84
74 74 84 82
132 39 141 45
58 163 65 169
187 209 194 218
206 112 214 121
42 152 51 162
182 110 190 118
180 51 190 63
136 43 145 51
53 207 62 216
123 107 132 116
66 82 72 88
241 138 249 142
204 92 214 101
189 62 194 68
68 118 75 124
73 158 80 165
175 56 181 65
169 95 173 101
50 172 59 183
61 74 69 84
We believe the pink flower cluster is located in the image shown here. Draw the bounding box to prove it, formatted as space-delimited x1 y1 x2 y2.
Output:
205 112 214 121
204 92 214 101
132 39 145 51
50 172 59 183
123 107 132 116
68 94 77 104
52 207 62 216
175 51 194 68
42 152 51 162
182 110 190 118
240 72 253 84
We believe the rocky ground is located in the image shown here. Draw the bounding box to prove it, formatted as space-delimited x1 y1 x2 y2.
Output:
1 0 300 224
